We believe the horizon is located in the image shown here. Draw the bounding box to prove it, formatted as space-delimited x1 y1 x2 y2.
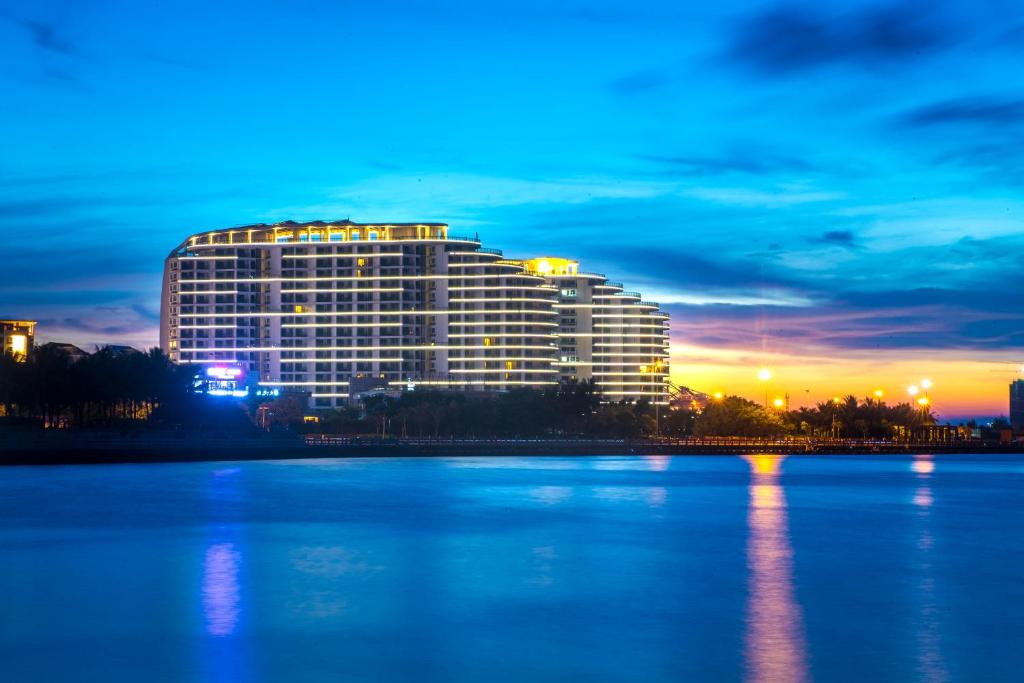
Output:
3 0 1023 417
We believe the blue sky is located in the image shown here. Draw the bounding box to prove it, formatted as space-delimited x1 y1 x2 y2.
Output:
2 0 1023 415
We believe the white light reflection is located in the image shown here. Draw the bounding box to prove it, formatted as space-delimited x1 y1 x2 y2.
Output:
912 455 948 683
743 455 808 683
202 542 241 637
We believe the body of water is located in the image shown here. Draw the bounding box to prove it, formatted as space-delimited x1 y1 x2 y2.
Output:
1 454 1021 681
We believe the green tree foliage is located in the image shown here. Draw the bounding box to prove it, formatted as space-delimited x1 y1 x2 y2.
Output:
0 346 250 431
693 396 792 437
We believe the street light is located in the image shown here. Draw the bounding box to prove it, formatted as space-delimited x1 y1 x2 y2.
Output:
773 397 785 409
921 378 933 390
757 368 772 407
908 385 920 397
874 389 884 399
713 391 724 400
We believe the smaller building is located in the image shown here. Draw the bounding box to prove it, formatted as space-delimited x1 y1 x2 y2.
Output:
38 342 90 364
1010 379 1024 432
0 319 36 361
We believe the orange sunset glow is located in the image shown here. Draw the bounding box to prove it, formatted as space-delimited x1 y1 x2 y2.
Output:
672 342 1022 418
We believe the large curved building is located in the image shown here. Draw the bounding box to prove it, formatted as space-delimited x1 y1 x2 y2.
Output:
161 221 669 407
518 258 670 405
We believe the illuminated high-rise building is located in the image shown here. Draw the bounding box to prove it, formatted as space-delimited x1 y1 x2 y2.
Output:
518 258 670 405
161 221 562 408
0 319 36 362
1011 379 1024 432
161 222 670 408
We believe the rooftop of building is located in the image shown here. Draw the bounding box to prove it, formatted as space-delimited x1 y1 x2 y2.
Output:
174 220 465 252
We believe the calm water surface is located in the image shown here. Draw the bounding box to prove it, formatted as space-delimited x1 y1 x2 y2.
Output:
1 454 1022 682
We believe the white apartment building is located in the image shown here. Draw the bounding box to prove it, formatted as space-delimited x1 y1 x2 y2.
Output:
161 221 669 407
518 258 670 405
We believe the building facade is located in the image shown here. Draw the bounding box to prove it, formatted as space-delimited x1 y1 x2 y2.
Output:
161 221 669 408
1011 379 1024 432
0 319 36 361
518 258 670 405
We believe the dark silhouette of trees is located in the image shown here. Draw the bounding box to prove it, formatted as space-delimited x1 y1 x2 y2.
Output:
1 346 950 441
0 346 231 430
693 396 791 437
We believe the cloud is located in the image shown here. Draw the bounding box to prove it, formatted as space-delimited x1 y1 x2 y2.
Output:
682 186 842 207
0 10 78 57
900 95 1024 127
270 174 674 223
643 145 818 176
810 229 858 247
724 3 950 74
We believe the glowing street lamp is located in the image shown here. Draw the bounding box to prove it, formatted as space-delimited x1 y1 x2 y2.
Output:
772 397 785 409
713 391 724 400
917 397 930 407
757 367 772 407
908 385 920 397
921 378 933 390
874 389 884 399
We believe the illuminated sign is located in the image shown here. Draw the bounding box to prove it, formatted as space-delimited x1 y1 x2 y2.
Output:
201 364 248 398
207 366 244 380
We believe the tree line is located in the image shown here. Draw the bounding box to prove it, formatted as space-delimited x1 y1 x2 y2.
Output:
0 346 248 431
1 345 997 440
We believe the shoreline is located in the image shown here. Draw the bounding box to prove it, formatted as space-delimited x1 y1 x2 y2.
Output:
1 435 1021 465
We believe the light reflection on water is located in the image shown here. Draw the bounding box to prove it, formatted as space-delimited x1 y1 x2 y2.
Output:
1 455 1022 681
912 454 948 683
202 542 241 637
743 455 808 683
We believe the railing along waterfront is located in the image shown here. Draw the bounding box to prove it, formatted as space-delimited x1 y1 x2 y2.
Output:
303 434 1019 452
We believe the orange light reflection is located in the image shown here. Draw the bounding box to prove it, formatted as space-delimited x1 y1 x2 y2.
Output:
743 455 808 683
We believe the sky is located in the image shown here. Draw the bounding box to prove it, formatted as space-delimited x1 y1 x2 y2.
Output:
1 0 1023 419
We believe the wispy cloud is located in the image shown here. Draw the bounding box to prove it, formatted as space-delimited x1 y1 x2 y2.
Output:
682 186 842 207
0 9 78 58
723 3 951 74
900 95 1024 127
269 174 675 223
643 145 818 176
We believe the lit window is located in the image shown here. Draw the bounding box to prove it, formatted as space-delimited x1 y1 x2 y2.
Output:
11 335 26 356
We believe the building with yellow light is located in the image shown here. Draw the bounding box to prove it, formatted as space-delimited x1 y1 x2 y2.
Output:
161 222 669 408
0 319 36 362
1011 379 1024 432
519 258 670 405
161 221 562 408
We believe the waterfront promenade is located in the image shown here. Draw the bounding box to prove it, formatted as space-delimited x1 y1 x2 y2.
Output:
0 432 1020 465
